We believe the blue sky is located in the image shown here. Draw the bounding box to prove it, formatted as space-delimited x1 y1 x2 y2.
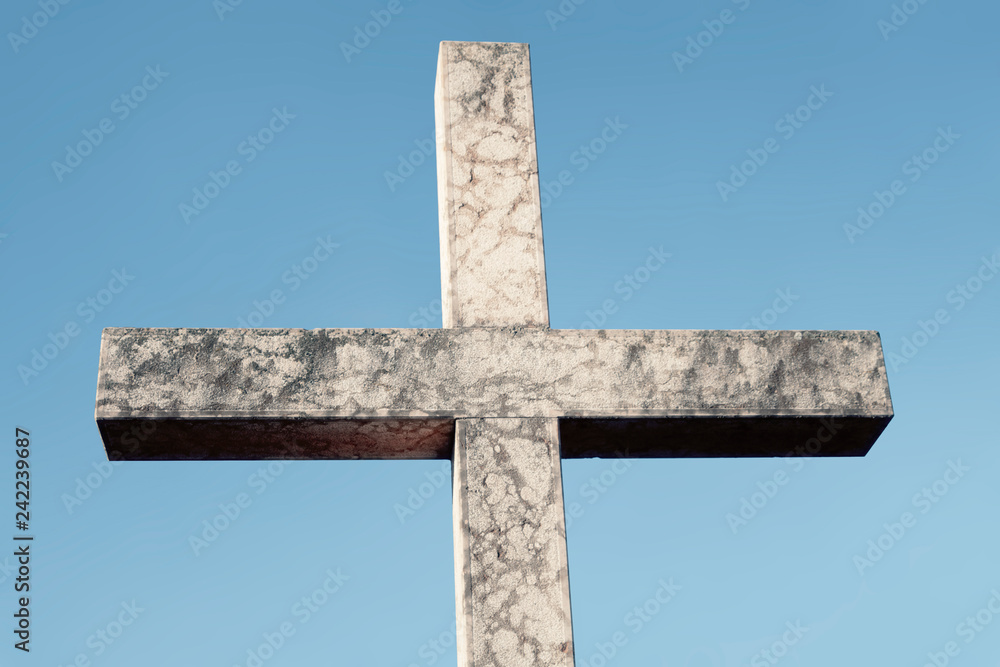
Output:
2 0 998 665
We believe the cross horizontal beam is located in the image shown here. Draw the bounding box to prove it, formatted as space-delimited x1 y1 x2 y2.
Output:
96 327 892 461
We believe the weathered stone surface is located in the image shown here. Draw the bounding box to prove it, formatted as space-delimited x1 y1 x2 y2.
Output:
435 41 549 328
453 418 574 667
97 328 891 417
436 44 568 664
95 327 892 459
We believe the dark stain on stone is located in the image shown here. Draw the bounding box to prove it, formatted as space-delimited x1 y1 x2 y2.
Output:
695 339 718 365
624 343 643 371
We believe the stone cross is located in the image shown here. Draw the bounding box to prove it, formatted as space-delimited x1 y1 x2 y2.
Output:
95 41 893 667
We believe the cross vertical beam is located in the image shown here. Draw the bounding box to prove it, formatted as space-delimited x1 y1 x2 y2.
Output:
453 418 574 666
435 41 550 329
437 41 575 665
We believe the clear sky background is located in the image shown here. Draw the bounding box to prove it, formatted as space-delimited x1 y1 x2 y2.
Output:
2 1 998 665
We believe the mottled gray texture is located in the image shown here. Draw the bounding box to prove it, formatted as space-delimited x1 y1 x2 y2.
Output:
436 41 549 328
454 418 574 667
436 45 565 659
96 328 891 419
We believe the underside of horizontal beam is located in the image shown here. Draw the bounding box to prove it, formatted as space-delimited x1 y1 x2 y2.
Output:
97 415 890 461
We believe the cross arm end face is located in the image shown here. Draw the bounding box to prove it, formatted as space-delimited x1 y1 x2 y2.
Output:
96 327 891 461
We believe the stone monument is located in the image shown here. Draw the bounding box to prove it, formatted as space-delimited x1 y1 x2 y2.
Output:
95 41 893 666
